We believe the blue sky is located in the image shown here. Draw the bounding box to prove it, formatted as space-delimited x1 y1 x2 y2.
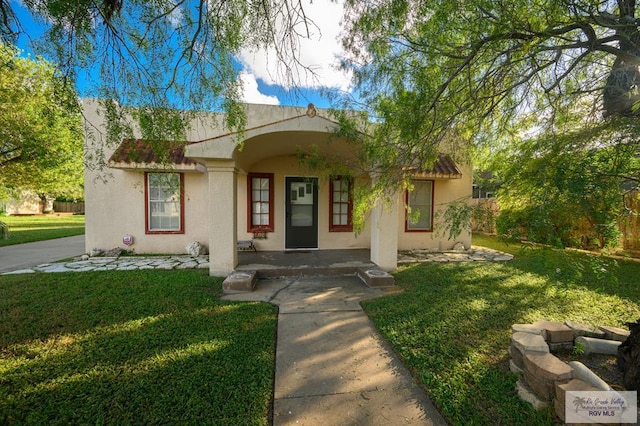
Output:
12 0 350 109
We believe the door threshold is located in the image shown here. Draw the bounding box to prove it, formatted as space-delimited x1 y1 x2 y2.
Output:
284 248 319 253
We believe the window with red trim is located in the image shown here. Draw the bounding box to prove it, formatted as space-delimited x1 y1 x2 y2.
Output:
248 173 274 232
145 172 185 234
406 180 434 232
330 176 353 232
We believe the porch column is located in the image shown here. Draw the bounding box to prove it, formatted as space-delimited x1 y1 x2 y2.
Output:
370 192 399 271
206 161 238 276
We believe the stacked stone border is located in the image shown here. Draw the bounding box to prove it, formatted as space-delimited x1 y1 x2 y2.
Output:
510 320 630 422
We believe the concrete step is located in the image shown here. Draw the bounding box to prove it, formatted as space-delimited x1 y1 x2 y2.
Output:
357 267 395 288
223 265 395 293
222 271 257 293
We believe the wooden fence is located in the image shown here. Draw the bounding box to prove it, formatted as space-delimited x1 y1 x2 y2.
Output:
620 190 640 251
471 191 640 251
471 198 499 234
53 201 85 214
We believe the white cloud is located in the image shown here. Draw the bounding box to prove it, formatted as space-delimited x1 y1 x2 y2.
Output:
238 0 351 92
238 71 280 105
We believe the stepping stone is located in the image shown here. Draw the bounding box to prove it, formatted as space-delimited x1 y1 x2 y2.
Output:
599 325 630 342
493 254 514 261
512 332 549 353
564 320 606 338
512 323 546 337
532 320 574 343
176 262 198 269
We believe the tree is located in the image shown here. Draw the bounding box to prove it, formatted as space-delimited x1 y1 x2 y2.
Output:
0 0 324 150
342 0 640 145
0 43 84 202
339 0 640 243
497 120 640 248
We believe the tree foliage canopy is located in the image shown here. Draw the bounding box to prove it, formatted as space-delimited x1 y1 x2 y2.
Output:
497 119 640 248
0 43 83 200
340 0 640 244
342 0 640 149
0 0 322 145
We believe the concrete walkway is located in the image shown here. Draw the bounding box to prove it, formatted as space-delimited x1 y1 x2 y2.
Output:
224 276 447 426
0 235 85 273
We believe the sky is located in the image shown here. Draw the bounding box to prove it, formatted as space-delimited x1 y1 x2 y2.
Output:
11 0 351 109
236 0 351 108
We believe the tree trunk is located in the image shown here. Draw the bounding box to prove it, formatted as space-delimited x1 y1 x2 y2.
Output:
603 0 640 117
617 319 640 390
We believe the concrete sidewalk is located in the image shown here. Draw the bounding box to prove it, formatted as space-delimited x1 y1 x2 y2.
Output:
0 235 85 273
224 276 447 426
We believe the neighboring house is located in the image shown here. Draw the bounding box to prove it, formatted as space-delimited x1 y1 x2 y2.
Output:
3 190 52 215
472 170 500 199
83 99 471 276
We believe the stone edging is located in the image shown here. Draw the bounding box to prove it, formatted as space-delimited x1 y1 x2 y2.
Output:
510 320 630 422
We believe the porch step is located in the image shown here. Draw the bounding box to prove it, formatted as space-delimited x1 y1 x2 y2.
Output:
357 267 395 288
223 265 395 293
222 271 258 293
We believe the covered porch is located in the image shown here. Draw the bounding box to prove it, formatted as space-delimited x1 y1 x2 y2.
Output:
184 105 401 278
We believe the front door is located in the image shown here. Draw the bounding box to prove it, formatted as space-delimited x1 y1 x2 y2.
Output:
285 177 318 249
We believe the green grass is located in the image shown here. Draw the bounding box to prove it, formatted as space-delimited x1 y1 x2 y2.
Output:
363 234 640 425
0 270 277 425
0 215 85 246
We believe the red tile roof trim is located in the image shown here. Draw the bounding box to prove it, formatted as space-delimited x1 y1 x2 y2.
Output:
108 139 195 166
407 154 463 178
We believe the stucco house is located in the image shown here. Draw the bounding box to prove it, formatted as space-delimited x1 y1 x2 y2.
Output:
83 99 471 277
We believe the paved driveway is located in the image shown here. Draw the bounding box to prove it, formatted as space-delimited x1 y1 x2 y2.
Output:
0 235 85 273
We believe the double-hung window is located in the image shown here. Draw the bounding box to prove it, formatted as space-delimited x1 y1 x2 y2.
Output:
406 180 433 232
145 172 184 233
330 176 353 232
248 173 274 232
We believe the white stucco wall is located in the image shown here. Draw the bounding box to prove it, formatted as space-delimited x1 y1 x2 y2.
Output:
82 99 327 255
84 168 210 254
397 166 473 251
83 99 210 254
83 98 472 259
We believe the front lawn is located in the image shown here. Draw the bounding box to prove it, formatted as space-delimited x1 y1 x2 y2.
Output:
0 215 85 246
0 270 277 425
363 235 640 425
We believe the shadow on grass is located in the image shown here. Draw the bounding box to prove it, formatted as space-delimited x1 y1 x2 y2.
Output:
474 234 640 305
0 270 277 425
362 255 640 425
